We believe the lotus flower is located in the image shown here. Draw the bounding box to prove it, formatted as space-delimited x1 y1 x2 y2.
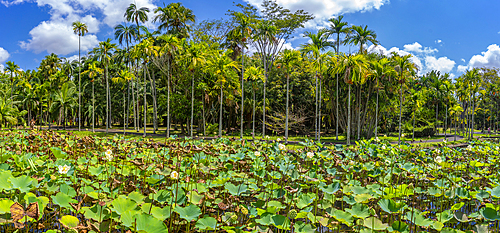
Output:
435 156 443 164
254 151 261 157
58 165 71 174
105 149 113 161
306 152 314 159
278 144 286 150
170 171 179 179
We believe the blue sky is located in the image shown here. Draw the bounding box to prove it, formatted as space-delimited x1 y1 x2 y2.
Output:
1 0 499 78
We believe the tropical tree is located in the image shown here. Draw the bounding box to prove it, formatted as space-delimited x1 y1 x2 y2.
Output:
152 34 179 137
369 57 396 137
183 41 206 137
334 53 368 145
0 97 22 128
328 15 350 140
244 66 265 139
92 39 117 133
301 29 334 141
277 49 301 142
346 25 379 54
50 82 77 129
154 2 195 38
112 69 135 134
124 3 150 39
4 61 20 103
207 50 239 137
393 53 417 144
72 21 88 131
82 61 102 133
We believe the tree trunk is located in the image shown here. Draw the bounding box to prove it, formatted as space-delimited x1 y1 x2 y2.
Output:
398 82 403 144
78 35 81 131
252 87 256 140
92 80 95 133
347 84 351 145
240 45 244 139
143 64 147 137
191 72 195 137
285 72 290 142
167 57 171 137
106 63 109 134
315 71 318 140
375 86 379 137
219 83 223 137
262 60 267 138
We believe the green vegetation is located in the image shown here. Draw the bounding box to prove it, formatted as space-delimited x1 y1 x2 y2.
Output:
0 129 497 232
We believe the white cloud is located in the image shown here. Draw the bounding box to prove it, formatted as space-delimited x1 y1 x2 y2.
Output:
0 64 4 71
20 20 100 55
457 65 468 73
369 44 456 75
245 0 389 28
461 58 465 62
368 44 423 72
435 39 442 44
422 56 455 74
468 44 500 69
403 42 438 54
0 47 9 63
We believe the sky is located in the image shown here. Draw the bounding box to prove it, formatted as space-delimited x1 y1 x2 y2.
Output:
0 0 499 78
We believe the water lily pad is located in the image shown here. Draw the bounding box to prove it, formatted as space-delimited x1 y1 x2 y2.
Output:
174 204 201 222
196 216 217 230
110 196 138 215
60 215 79 228
346 203 370 219
0 199 14 214
363 217 388 231
135 213 168 233
480 207 500 221
51 192 77 209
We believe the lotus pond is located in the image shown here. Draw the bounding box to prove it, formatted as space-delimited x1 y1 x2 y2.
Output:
0 130 499 233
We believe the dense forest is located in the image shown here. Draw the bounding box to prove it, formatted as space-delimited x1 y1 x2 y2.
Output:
1 0 499 144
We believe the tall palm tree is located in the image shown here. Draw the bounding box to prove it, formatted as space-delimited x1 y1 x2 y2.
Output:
252 20 277 138
92 39 117 133
333 53 368 145
50 82 77 130
300 29 334 141
244 66 265 139
124 3 149 39
328 15 350 140
82 61 102 133
231 12 253 139
0 96 22 128
392 53 417 144
207 50 239 137
115 23 138 130
183 41 205 137
5 61 20 104
346 25 379 54
72 21 88 131
154 2 195 38
463 68 481 139
112 70 135 134
369 57 396 137
153 34 179 138
277 49 301 142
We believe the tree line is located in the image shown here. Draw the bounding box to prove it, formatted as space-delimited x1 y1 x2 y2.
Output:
2 0 499 144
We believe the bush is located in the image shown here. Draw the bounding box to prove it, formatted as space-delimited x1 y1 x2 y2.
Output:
404 125 435 137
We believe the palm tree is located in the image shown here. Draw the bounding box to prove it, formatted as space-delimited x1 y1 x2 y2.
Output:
300 29 334 141
0 96 22 128
369 57 396 137
333 53 368 145
72 21 88 131
392 53 417 144
82 61 102 133
153 34 179 138
50 82 77 130
207 51 239 137
115 23 138 130
183 41 205 137
231 12 253 139
92 39 117 133
463 68 481 139
328 15 350 140
244 66 265 139
346 25 379 54
252 20 277 138
124 3 149 39
5 61 20 104
277 49 301 142
112 70 135 134
154 2 195 38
